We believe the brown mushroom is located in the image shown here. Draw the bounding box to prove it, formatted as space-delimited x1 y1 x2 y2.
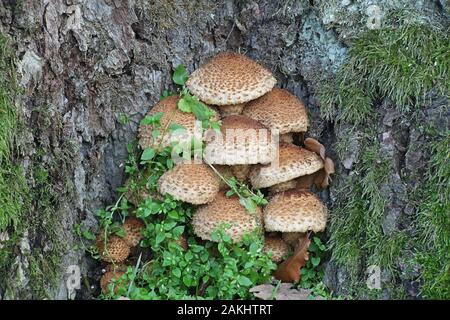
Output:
264 190 328 233
186 52 276 105
243 88 308 135
249 143 324 189
191 192 263 243
263 236 291 263
157 163 220 205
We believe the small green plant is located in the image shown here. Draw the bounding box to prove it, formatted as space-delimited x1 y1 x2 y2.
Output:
299 236 327 290
172 65 221 131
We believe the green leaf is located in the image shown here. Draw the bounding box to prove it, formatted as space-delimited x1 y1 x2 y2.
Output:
239 197 257 213
82 230 96 240
172 226 185 237
237 275 253 287
156 233 166 245
141 148 156 161
168 123 186 132
152 130 160 138
177 98 192 113
311 256 321 267
173 65 189 86
172 268 182 278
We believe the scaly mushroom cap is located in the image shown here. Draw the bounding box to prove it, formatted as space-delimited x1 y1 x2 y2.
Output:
263 237 291 263
249 143 324 188
243 88 308 134
138 96 219 150
96 234 130 263
216 103 246 117
157 163 220 204
204 115 276 165
268 179 298 194
192 192 263 243
123 217 145 247
282 232 306 249
264 190 328 233
100 271 126 294
186 52 276 105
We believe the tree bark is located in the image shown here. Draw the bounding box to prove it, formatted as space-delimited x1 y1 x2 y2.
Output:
0 0 447 299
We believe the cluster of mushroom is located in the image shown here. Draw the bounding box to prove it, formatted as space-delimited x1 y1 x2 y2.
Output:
140 53 333 270
96 217 144 293
97 52 335 291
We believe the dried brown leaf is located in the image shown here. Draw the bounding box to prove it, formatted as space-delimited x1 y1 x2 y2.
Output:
273 235 311 283
250 283 312 300
304 138 326 160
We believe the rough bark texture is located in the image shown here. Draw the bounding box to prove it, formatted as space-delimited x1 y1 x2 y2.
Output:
0 0 448 299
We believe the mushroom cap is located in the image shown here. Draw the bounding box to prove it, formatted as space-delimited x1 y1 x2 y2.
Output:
100 271 126 294
186 52 276 105
204 115 276 165
216 103 246 117
282 232 306 249
191 192 263 243
157 163 220 204
264 190 328 233
96 235 130 263
263 236 291 263
138 96 219 150
268 179 298 194
243 88 308 134
123 217 145 247
249 143 324 188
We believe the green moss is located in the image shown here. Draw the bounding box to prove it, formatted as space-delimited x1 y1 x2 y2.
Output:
328 138 396 272
318 18 449 125
414 134 450 299
0 35 29 231
0 33 69 298
318 12 449 298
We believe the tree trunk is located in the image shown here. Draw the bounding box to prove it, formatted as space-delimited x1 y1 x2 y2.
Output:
0 0 448 299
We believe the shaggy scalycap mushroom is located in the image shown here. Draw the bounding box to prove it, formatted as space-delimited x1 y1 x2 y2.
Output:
264 190 328 233
96 234 130 263
263 237 291 263
204 115 276 165
123 217 145 247
138 96 219 150
243 88 308 134
157 163 220 204
249 143 324 188
191 192 263 243
186 52 276 105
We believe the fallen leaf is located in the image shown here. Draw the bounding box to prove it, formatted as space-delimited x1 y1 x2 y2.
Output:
273 234 311 283
304 138 326 160
313 157 335 189
250 283 312 300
